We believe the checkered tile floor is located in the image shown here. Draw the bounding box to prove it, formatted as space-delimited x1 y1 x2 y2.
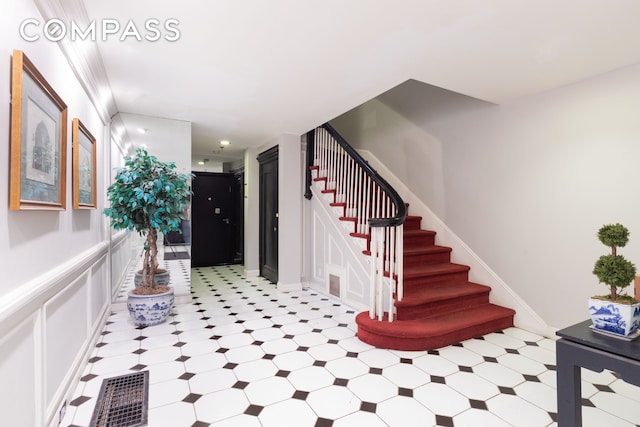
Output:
63 264 640 426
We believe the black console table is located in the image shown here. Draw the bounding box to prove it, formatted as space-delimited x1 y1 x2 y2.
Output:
556 320 640 426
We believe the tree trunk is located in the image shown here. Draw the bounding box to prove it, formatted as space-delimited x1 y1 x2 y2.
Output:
147 228 158 289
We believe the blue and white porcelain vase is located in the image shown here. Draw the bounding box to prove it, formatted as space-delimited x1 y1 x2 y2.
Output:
588 297 640 337
134 269 171 287
128 288 174 327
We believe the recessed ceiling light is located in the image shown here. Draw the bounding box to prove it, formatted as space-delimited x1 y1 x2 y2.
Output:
220 140 230 146
197 161 204 165
137 128 148 134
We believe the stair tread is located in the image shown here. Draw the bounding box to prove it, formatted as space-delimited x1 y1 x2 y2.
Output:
404 229 436 238
356 304 515 338
404 245 451 255
404 263 470 278
397 282 490 306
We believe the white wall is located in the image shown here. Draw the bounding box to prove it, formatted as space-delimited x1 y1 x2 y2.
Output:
0 1 113 425
277 134 303 291
244 147 260 275
331 69 640 330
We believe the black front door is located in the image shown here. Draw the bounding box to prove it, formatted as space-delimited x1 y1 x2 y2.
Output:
258 146 278 283
191 172 238 267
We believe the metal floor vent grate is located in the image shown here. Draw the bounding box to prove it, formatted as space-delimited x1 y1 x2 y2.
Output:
90 371 149 427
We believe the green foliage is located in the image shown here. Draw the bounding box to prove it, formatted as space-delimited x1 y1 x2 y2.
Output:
593 255 636 290
104 148 191 235
597 223 629 251
104 147 192 288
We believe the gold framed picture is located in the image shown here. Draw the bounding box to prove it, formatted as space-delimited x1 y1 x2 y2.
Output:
72 118 97 209
9 49 68 210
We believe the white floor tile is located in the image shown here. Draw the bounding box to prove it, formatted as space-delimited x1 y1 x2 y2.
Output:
453 408 513 427
147 401 197 427
446 371 500 400
258 399 317 427
383 363 431 389
271 351 315 371
95 340 140 358
260 337 299 355
194 388 249 423
180 339 220 357
147 361 186 384
139 346 182 365
224 345 266 364
461 338 508 358
376 396 436 427
347 374 398 403
519 345 557 365
483 332 528 349
486 393 553 426
590 390 640 424
188 368 238 395
414 382 472 417
148 379 190 409
332 410 388 427
515 380 558 413
497 353 547 376
337 336 375 352
609 378 640 403
325 357 369 379
211 413 263 427
437 346 485 367
307 343 348 361
89 354 139 376
412 353 460 377
233 358 278 382
244 376 295 406
357 348 402 369
474 361 525 388
184 352 228 373
287 365 335 391
306 385 361 419
218 333 256 349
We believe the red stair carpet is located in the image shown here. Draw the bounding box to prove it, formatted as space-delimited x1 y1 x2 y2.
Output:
311 168 515 350
311 166 515 350
356 212 515 350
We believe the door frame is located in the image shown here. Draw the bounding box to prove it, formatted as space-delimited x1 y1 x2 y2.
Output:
257 146 279 283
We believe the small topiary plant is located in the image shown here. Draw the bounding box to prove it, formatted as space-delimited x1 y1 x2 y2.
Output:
592 223 637 303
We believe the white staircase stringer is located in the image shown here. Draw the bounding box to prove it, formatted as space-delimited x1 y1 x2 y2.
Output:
306 181 383 312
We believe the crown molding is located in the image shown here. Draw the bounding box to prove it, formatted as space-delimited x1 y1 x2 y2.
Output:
34 0 118 124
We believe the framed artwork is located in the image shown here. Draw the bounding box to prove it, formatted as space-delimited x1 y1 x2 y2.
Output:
72 118 97 209
9 49 68 210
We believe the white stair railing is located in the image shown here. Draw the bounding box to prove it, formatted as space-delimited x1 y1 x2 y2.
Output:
308 125 406 322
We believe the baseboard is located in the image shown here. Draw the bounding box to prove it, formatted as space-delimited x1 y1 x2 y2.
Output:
277 281 303 292
245 269 259 278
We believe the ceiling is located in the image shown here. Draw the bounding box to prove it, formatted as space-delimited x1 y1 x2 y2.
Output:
76 0 640 162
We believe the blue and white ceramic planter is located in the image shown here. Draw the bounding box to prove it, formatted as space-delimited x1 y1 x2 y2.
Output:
588 297 640 337
134 269 171 287
128 288 174 327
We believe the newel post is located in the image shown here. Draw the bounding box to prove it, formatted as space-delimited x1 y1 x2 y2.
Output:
304 129 315 200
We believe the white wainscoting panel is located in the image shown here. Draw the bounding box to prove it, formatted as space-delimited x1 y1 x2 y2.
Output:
0 314 38 427
44 273 90 406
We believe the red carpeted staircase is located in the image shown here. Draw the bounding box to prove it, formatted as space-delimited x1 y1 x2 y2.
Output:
355 210 515 350
308 126 515 351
